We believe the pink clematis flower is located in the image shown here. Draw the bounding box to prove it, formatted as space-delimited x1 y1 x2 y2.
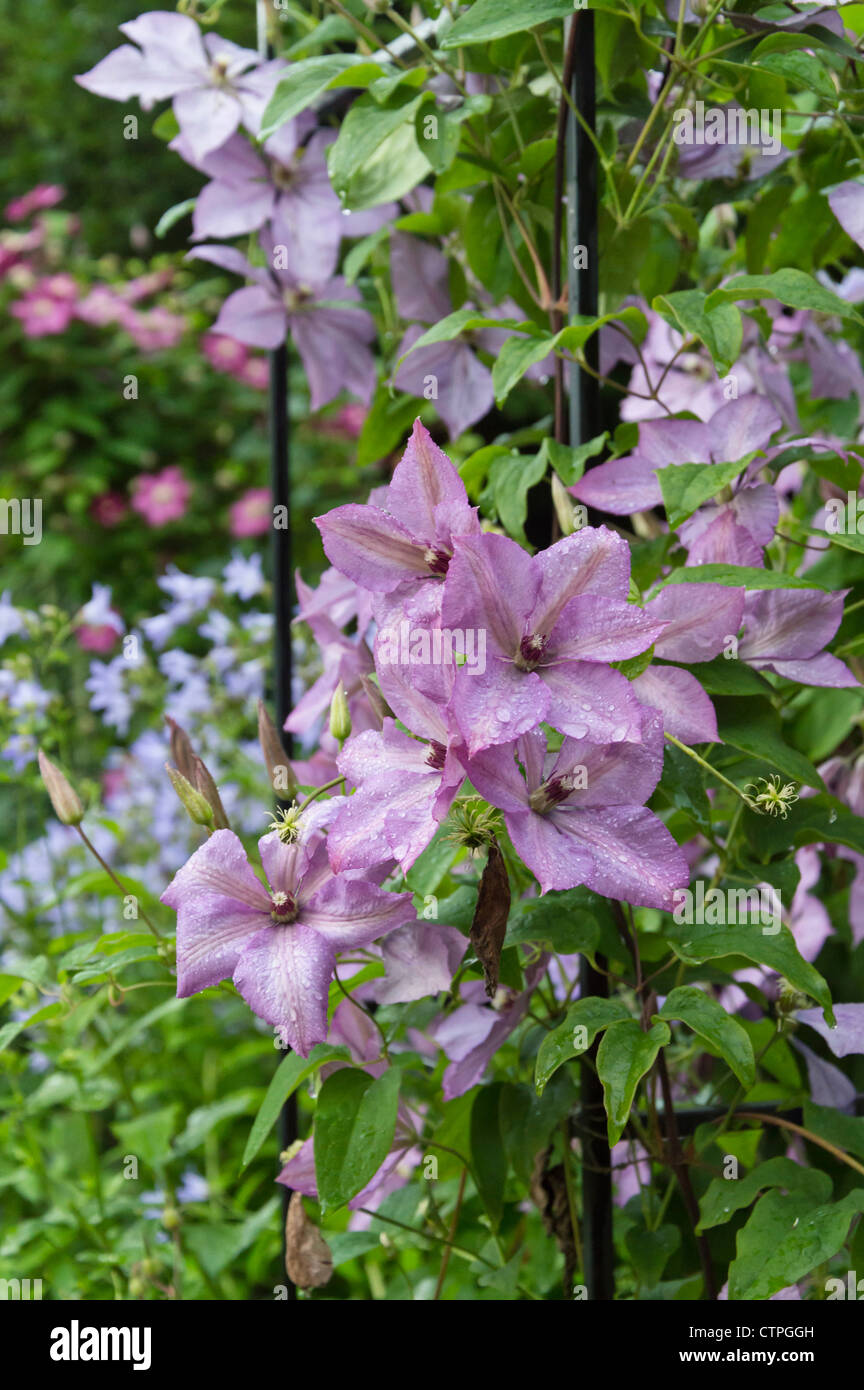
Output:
10 274 78 336
737 588 856 687
76 11 285 161
5 184 64 222
441 527 662 754
316 419 481 593
161 827 416 1055
131 465 191 526
461 710 689 907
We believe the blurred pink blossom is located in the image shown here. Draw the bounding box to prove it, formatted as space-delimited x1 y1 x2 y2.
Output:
5 184 64 222
229 486 270 537
90 491 129 527
131 465 191 525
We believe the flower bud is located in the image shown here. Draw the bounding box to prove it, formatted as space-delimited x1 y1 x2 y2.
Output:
165 715 196 783
192 755 230 830
551 472 577 537
257 699 298 799
359 674 392 726
165 764 214 828
329 681 352 744
38 749 84 825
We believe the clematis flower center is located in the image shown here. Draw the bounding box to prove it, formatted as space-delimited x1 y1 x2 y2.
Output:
283 286 314 313
425 740 447 771
270 889 298 924
422 545 451 576
514 632 548 672
209 54 234 88
271 161 296 192
528 775 578 814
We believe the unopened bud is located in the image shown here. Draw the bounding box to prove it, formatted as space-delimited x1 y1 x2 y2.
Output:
166 764 214 827
551 472 577 537
38 749 84 825
192 755 230 830
329 681 352 744
257 699 298 799
359 674 392 725
165 715 196 782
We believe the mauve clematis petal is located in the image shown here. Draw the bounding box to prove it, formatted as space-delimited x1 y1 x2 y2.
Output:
739 588 847 661
328 766 444 873
301 876 415 950
683 507 765 567
316 504 432 590
386 420 475 540
186 242 262 281
395 336 494 439
161 828 272 995
234 923 334 1055
192 173 275 240
550 594 665 662
443 532 539 654
439 958 549 1099
548 805 688 908
631 665 720 744
552 709 665 807
76 45 190 103
708 394 780 460
539 661 643 743
122 11 208 64
570 453 663 513
212 284 286 349
506 809 596 893
391 232 452 324
374 923 466 1004
796 1004 864 1058
291 301 376 410
762 653 858 688
829 181 864 252
535 526 631 614
647 583 744 662
449 662 549 757
791 1037 857 1111
173 85 242 160
275 1136 318 1196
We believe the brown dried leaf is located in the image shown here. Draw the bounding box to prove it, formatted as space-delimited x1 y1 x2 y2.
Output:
285 1191 333 1289
470 837 510 997
529 1147 576 1289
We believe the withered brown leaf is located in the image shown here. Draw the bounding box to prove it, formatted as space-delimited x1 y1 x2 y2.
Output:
285 1190 333 1289
470 836 511 997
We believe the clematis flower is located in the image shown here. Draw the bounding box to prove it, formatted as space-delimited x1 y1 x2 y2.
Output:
10 275 78 336
737 588 856 687
316 419 480 592
76 11 285 161
5 183 64 222
829 181 864 252
190 227 375 410
572 394 781 521
161 827 415 1056
441 528 661 754
461 711 689 907
629 582 745 744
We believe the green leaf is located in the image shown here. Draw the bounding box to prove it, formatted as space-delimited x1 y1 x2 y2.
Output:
661 564 832 592
656 987 755 1087
259 56 387 136
328 93 431 210
597 1019 670 1145
686 657 772 697
112 1106 180 1169
175 1092 257 1157
487 448 547 543
499 1074 577 1184
657 741 712 834
506 890 601 957
653 289 743 374
658 457 756 530
441 0 575 48
626 1224 681 1287
535 997 631 1094
537 432 608 487
243 1048 349 1167
729 1188 864 1300
470 1082 507 1230
715 697 824 790
803 1101 864 1163
706 269 864 326
315 1067 400 1213
665 920 833 1020
698 1157 831 1232
492 333 559 404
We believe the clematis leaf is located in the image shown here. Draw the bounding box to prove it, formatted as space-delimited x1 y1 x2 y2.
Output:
242 1043 350 1168
315 1067 401 1213
729 1188 864 1300
259 55 388 136
441 0 577 47
597 1018 670 1146
698 1158 831 1233
653 289 743 374
658 456 757 530
470 1081 507 1230
656 986 755 1087
665 919 834 1020
705 269 864 326
535 996 631 1095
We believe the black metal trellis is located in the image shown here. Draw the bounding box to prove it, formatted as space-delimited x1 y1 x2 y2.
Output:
257 2 297 1300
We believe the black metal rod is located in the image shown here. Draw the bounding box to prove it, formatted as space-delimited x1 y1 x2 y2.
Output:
563 11 615 1301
